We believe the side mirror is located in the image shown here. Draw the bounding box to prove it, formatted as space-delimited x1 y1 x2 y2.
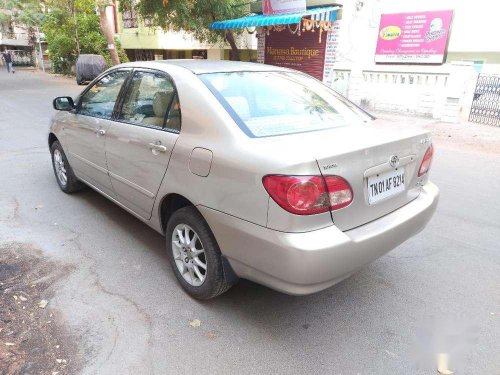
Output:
53 96 75 111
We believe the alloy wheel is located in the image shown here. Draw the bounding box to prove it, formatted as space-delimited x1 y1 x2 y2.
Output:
172 224 207 286
53 149 67 186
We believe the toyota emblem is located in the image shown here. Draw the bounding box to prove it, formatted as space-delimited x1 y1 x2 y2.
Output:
389 155 400 168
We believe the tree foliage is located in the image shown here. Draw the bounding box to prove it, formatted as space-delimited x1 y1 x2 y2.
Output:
0 0 44 52
120 0 249 60
43 0 127 73
0 0 44 29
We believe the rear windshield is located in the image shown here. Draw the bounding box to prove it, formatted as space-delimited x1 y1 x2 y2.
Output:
199 71 372 138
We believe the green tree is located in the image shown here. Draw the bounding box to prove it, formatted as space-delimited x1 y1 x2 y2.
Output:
0 0 44 54
43 0 127 74
0 0 45 67
0 0 44 29
121 0 248 61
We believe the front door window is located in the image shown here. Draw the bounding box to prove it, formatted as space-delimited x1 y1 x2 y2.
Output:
78 71 129 119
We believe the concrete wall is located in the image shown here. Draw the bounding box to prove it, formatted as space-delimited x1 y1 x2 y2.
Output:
331 63 479 122
329 0 498 121
334 0 500 70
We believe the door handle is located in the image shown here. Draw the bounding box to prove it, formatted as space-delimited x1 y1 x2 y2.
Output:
149 142 167 153
96 128 106 136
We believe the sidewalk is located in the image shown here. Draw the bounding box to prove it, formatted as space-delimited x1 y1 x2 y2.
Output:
374 111 500 156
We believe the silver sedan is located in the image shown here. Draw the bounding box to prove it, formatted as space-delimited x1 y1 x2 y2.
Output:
48 60 439 299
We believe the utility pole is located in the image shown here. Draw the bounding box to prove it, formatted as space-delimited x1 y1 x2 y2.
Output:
35 26 45 72
73 0 80 55
96 0 120 65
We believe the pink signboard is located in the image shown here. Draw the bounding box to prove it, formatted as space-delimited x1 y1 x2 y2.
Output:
375 10 453 64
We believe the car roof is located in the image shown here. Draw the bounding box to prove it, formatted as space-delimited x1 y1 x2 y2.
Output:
123 60 289 74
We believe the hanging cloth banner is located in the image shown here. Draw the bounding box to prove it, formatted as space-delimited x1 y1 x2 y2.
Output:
263 0 306 15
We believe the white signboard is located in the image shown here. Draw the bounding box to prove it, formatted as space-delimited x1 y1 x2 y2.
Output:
256 31 265 63
322 20 340 85
263 0 306 15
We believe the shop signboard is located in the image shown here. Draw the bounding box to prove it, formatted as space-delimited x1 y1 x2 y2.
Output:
257 32 266 63
262 0 306 15
265 29 326 80
375 10 454 64
322 20 340 85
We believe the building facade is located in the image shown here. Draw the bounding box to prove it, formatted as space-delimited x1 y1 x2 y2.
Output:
327 0 500 122
210 0 499 122
0 10 35 66
113 1 257 62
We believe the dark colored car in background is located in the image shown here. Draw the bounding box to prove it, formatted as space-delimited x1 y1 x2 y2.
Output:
75 54 107 85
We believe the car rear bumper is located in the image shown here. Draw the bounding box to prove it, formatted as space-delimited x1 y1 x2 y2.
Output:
199 181 439 295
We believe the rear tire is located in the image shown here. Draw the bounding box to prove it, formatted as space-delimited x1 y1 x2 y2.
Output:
166 206 232 299
76 72 83 85
50 141 85 194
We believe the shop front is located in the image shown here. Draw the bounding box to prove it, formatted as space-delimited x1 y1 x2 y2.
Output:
210 3 341 84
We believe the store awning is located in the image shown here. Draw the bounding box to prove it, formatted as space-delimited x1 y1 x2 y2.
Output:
209 6 339 30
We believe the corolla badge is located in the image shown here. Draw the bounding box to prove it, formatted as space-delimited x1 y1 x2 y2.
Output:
389 155 400 168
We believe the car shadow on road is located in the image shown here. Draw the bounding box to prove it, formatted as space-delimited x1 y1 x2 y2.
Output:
73 189 170 262
72 187 393 336
199 270 406 359
209 273 377 325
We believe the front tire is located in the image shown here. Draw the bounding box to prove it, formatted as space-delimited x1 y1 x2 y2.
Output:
50 141 84 193
166 206 232 299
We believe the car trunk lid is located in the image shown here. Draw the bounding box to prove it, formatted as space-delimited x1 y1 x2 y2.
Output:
282 121 431 231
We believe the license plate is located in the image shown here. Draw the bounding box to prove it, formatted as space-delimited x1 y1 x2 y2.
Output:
367 168 405 205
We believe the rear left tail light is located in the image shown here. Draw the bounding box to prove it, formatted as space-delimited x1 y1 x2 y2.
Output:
418 144 434 177
262 175 353 215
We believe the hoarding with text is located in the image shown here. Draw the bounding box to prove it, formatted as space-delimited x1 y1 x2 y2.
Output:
375 10 453 64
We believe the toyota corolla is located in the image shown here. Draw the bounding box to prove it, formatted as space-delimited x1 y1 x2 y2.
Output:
48 60 439 299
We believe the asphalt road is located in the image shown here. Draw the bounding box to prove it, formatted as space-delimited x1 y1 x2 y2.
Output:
1 69 499 374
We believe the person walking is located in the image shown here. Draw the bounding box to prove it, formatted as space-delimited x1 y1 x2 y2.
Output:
2 49 15 74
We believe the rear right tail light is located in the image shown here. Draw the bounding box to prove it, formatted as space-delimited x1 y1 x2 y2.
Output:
418 144 434 177
262 175 353 215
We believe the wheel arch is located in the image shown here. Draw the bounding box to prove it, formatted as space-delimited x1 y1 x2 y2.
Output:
159 193 195 234
48 132 58 148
